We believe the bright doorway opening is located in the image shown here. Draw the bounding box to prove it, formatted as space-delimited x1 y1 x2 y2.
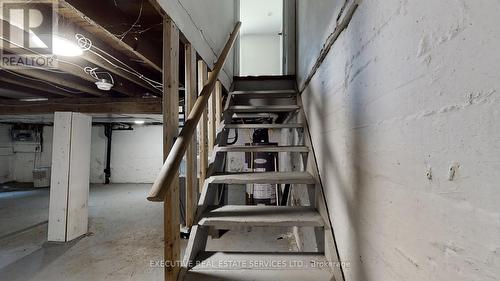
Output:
239 0 283 76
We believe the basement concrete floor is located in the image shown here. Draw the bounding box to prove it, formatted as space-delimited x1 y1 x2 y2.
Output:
0 187 49 239
0 184 298 281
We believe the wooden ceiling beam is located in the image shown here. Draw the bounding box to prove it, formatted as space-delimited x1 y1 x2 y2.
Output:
0 80 62 99
0 75 77 98
56 0 162 73
77 51 162 96
56 59 152 97
9 68 108 97
0 97 162 115
1 20 149 98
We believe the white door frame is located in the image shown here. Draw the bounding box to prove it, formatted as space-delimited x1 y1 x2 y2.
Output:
234 0 241 77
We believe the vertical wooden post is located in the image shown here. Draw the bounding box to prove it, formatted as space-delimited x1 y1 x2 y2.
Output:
48 112 91 242
215 81 223 126
197 60 208 193
207 72 217 154
184 43 198 229
162 17 180 281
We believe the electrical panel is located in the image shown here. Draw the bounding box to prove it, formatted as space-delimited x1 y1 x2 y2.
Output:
10 124 43 153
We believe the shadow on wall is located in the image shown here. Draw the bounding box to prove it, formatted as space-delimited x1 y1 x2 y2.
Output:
301 6 370 281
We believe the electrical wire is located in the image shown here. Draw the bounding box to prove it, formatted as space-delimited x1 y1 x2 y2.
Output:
75 33 162 89
90 46 162 89
132 23 162 35
115 0 144 40
1 29 162 92
83 67 114 84
80 36 163 90
2 35 121 90
0 36 72 74
75 34 92 51
0 35 99 80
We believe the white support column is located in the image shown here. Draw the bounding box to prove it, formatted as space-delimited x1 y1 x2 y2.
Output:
48 112 92 242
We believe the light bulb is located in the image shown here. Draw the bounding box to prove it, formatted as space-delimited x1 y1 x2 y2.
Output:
53 36 83 57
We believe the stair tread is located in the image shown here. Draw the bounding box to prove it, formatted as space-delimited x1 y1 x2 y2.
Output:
229 105 300 113
223 123 304 129
231 89 296 94
214 145 309 153
206 172 316 185
230 90 297 99
199 206 324 227
184 252 334 281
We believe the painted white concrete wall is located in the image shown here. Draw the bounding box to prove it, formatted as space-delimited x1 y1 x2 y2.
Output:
11 127 52 183
109 127 161 183
0 125 52 183
90 126 106 183
297 0 500 280
155 0 237 89
0 124 164 184
93 126 164 184
0 124 12 183
240 35 281 76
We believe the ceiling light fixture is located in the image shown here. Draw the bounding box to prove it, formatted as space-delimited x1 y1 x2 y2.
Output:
134 120 145 125
53 36 83 57
84 67 115 91
95 78 114 91
19 98 49 102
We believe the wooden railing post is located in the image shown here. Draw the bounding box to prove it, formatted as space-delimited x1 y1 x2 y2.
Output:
162 17 180 281
197 61 209 193
215 81 223 126
208 72 216 155
148 22 241 202
185 43 198 229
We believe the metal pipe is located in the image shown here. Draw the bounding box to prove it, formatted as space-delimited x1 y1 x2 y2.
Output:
104 124 112 184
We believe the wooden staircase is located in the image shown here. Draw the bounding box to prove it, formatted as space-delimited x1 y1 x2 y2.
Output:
179 77 336 281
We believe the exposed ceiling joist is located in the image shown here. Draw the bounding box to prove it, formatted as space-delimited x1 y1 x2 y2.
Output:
0 1 165 107
0 97 162 115
0 79 61 99
1 20 152 98
56 0 162 73
9 68 108 97
78 50 161 96
0 74 78 98
55 58 153 97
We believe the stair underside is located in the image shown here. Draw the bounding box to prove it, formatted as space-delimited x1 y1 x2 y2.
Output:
206 172 316 185
229 105 300 113
214 145 309 153
199 206 324 227
183 252 334 281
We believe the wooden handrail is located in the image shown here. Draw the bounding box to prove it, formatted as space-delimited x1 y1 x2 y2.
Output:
148 22 241 202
